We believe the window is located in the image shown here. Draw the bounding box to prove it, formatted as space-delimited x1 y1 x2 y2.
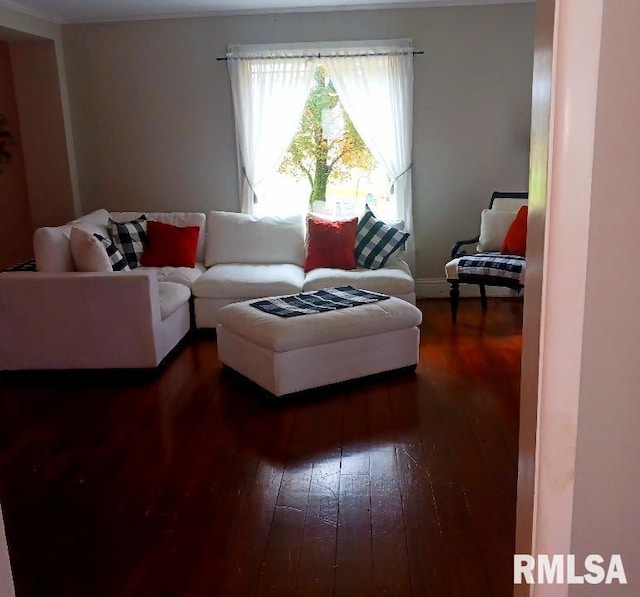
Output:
227 40 415 264
256 65 394 220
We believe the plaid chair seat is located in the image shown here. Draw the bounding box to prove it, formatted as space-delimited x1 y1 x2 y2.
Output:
446 191 528 323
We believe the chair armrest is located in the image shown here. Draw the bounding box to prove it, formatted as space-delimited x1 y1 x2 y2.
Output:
451 236 480 259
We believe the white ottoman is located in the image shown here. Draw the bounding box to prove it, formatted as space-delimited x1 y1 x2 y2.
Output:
216 295 422 396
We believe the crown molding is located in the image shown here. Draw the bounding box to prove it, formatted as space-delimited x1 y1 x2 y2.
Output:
3 0 533 26
0 0 61 24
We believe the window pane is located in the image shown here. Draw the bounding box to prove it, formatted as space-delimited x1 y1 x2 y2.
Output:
256 65 394 220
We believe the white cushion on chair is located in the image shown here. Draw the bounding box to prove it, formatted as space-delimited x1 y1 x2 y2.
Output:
477 209 518 252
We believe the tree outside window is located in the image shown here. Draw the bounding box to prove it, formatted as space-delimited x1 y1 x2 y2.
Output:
257 65 392 219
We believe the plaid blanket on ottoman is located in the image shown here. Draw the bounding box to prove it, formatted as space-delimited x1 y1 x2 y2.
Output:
250 286 390 318
457 253 525 290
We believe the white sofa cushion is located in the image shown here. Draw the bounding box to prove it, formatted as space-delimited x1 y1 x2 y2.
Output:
158 282 191 320
217 295 422 353
111 212 207 264
205 211 305 267
302 260 415 296
192 263 305 299
134 263 206 288
477 209 518 252
70 228 130 272
33 209 111 272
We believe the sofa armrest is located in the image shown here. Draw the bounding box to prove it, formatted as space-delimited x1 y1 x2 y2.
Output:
0 271 164 370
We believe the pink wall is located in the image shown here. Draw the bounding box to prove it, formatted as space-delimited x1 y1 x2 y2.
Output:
10 40 75 229
0 41 32 269
569 0 640 592
531 3 603 583
526 0 640 594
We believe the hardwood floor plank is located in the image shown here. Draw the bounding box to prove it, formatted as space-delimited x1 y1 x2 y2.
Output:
390 384 451 596
335 472 373 597
368 386 412 596
297 396 342 597
256 398 330 597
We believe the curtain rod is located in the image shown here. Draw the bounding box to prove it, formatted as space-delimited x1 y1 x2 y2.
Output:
216 50 423 61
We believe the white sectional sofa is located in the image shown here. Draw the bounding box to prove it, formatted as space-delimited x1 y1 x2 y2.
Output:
0 209 415 370
192 210 416 328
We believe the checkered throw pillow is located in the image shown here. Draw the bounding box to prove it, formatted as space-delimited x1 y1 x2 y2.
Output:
108 215 148 269
94 234 130 271
355 206 410 269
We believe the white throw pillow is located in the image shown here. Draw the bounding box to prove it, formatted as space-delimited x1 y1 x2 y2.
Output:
69 227 113 272
205 211 305 267
477 209 518 252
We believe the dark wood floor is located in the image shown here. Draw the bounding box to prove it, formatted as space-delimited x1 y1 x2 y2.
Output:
0 298 523 597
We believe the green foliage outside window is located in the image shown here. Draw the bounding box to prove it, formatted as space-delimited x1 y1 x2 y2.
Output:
278 66 375 210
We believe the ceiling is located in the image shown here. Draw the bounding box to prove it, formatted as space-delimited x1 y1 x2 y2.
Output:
1 0 531 24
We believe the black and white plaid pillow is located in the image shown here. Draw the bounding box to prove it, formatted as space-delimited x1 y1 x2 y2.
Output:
94 233 131 271
108 215 148 269
355 206 410 269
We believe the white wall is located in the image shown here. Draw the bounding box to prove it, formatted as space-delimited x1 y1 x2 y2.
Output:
62 3 534 278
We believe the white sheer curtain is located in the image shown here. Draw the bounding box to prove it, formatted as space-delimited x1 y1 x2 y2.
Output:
323 40 415 268
227 45 315 215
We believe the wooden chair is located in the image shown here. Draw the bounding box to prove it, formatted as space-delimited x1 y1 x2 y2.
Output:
445 191 528 323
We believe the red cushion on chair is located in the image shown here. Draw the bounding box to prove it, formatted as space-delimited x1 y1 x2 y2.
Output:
501 206 528 256
304 216 358 273
140 220 200 267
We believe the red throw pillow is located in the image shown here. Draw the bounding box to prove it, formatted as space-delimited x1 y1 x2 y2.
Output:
304 216 358 272
140 220 200 267
501 206 528 256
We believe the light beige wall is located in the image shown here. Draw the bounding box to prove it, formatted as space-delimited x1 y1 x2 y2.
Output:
569 0 640 592
62 4 534 278
0 41 32 269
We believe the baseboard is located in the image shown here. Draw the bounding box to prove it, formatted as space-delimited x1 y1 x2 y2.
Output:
415 278 519 299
